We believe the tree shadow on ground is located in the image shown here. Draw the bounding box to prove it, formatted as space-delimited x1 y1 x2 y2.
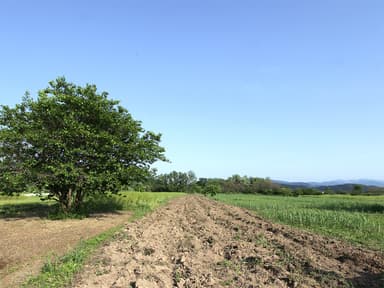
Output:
0 196 125 220
316 203 384 213
348 272 384 288
0 202 57 219
300 259 384 288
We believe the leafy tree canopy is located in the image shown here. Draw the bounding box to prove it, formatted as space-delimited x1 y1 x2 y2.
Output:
0 77 166 212
152 170 197 192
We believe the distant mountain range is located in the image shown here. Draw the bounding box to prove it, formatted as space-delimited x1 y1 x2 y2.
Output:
274 179 384 188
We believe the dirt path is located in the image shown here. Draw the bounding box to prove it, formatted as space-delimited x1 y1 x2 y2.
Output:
74 196 384 288
0 212 131 288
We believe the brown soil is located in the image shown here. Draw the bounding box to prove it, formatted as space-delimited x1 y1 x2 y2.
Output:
74 196 384 288
0 211 131 288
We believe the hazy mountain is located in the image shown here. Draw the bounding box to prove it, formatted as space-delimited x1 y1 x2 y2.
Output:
347 179 384 187
273 180 311 189
274 179 384 188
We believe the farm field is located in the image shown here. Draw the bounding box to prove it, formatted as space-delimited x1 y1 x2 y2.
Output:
213 194 384 251
74 195 384 288
0 192 184 287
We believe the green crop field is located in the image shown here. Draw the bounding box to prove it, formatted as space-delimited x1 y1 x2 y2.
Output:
213 194 384 251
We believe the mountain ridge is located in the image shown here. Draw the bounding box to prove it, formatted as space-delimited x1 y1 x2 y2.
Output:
274 179 384 188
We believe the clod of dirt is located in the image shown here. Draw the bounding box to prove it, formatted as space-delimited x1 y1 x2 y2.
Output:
143 247 155 256
0 259 8 270
224 243 240 260
130 279 158 288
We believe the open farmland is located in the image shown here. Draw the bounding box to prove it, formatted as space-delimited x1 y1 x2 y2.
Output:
213 194 384 251
73 195 384 288
0 192 184 287
1 193 383 287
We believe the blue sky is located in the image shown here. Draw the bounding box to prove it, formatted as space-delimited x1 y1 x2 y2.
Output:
0 0 383 181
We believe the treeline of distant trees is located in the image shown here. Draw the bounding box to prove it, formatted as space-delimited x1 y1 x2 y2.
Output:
125 171 384 196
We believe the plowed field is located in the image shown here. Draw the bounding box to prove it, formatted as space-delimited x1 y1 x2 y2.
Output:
74 196 384 288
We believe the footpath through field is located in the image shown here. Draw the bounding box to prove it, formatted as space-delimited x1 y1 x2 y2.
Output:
74 195 384 288
0 211 131 287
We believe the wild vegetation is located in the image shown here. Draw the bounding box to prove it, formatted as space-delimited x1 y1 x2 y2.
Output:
213 193 384 250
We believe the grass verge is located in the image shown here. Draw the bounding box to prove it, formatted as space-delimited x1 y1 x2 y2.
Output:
22 226 121 288
20 191 184 288
213 193 384 251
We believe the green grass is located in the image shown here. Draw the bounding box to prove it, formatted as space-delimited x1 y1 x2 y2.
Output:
213 194 384 250
22 226 121 288
0 194 43 205
0 192 185 288
0 191 184 219
113 191 185 219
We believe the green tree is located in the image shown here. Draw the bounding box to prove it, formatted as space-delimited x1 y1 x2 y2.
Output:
153 170 197 192
0 77 166 212
204 183 221 196
352 184 363 195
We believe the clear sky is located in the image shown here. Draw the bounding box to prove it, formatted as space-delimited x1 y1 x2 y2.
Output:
0 0 383 181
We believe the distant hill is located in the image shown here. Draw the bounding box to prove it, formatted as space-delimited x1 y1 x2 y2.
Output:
310 179 384 187
346 179 384 187
315 184 373 193
274 179 384 190
273 181 311 189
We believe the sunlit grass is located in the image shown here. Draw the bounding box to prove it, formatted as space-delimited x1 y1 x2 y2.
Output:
0 194 44 205
0 194 56 218
0 191 185 219
110 191 185 218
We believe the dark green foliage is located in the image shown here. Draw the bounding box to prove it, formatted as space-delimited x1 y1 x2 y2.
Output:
203 183 221 196
147 172 382 196
131 170 383 196
0 77 166 212
198 175 339 196
199 175 294 195
352 184 363 195
151 170 197 192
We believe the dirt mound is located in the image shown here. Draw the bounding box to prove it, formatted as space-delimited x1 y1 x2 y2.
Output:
0 212 131 288
74 196 384 288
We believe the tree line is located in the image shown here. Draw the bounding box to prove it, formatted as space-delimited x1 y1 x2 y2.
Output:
127 171 384 196
132 171 322 196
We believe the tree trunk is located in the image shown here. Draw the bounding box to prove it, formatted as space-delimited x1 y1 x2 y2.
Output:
74 189 83 212
65 187 72 213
